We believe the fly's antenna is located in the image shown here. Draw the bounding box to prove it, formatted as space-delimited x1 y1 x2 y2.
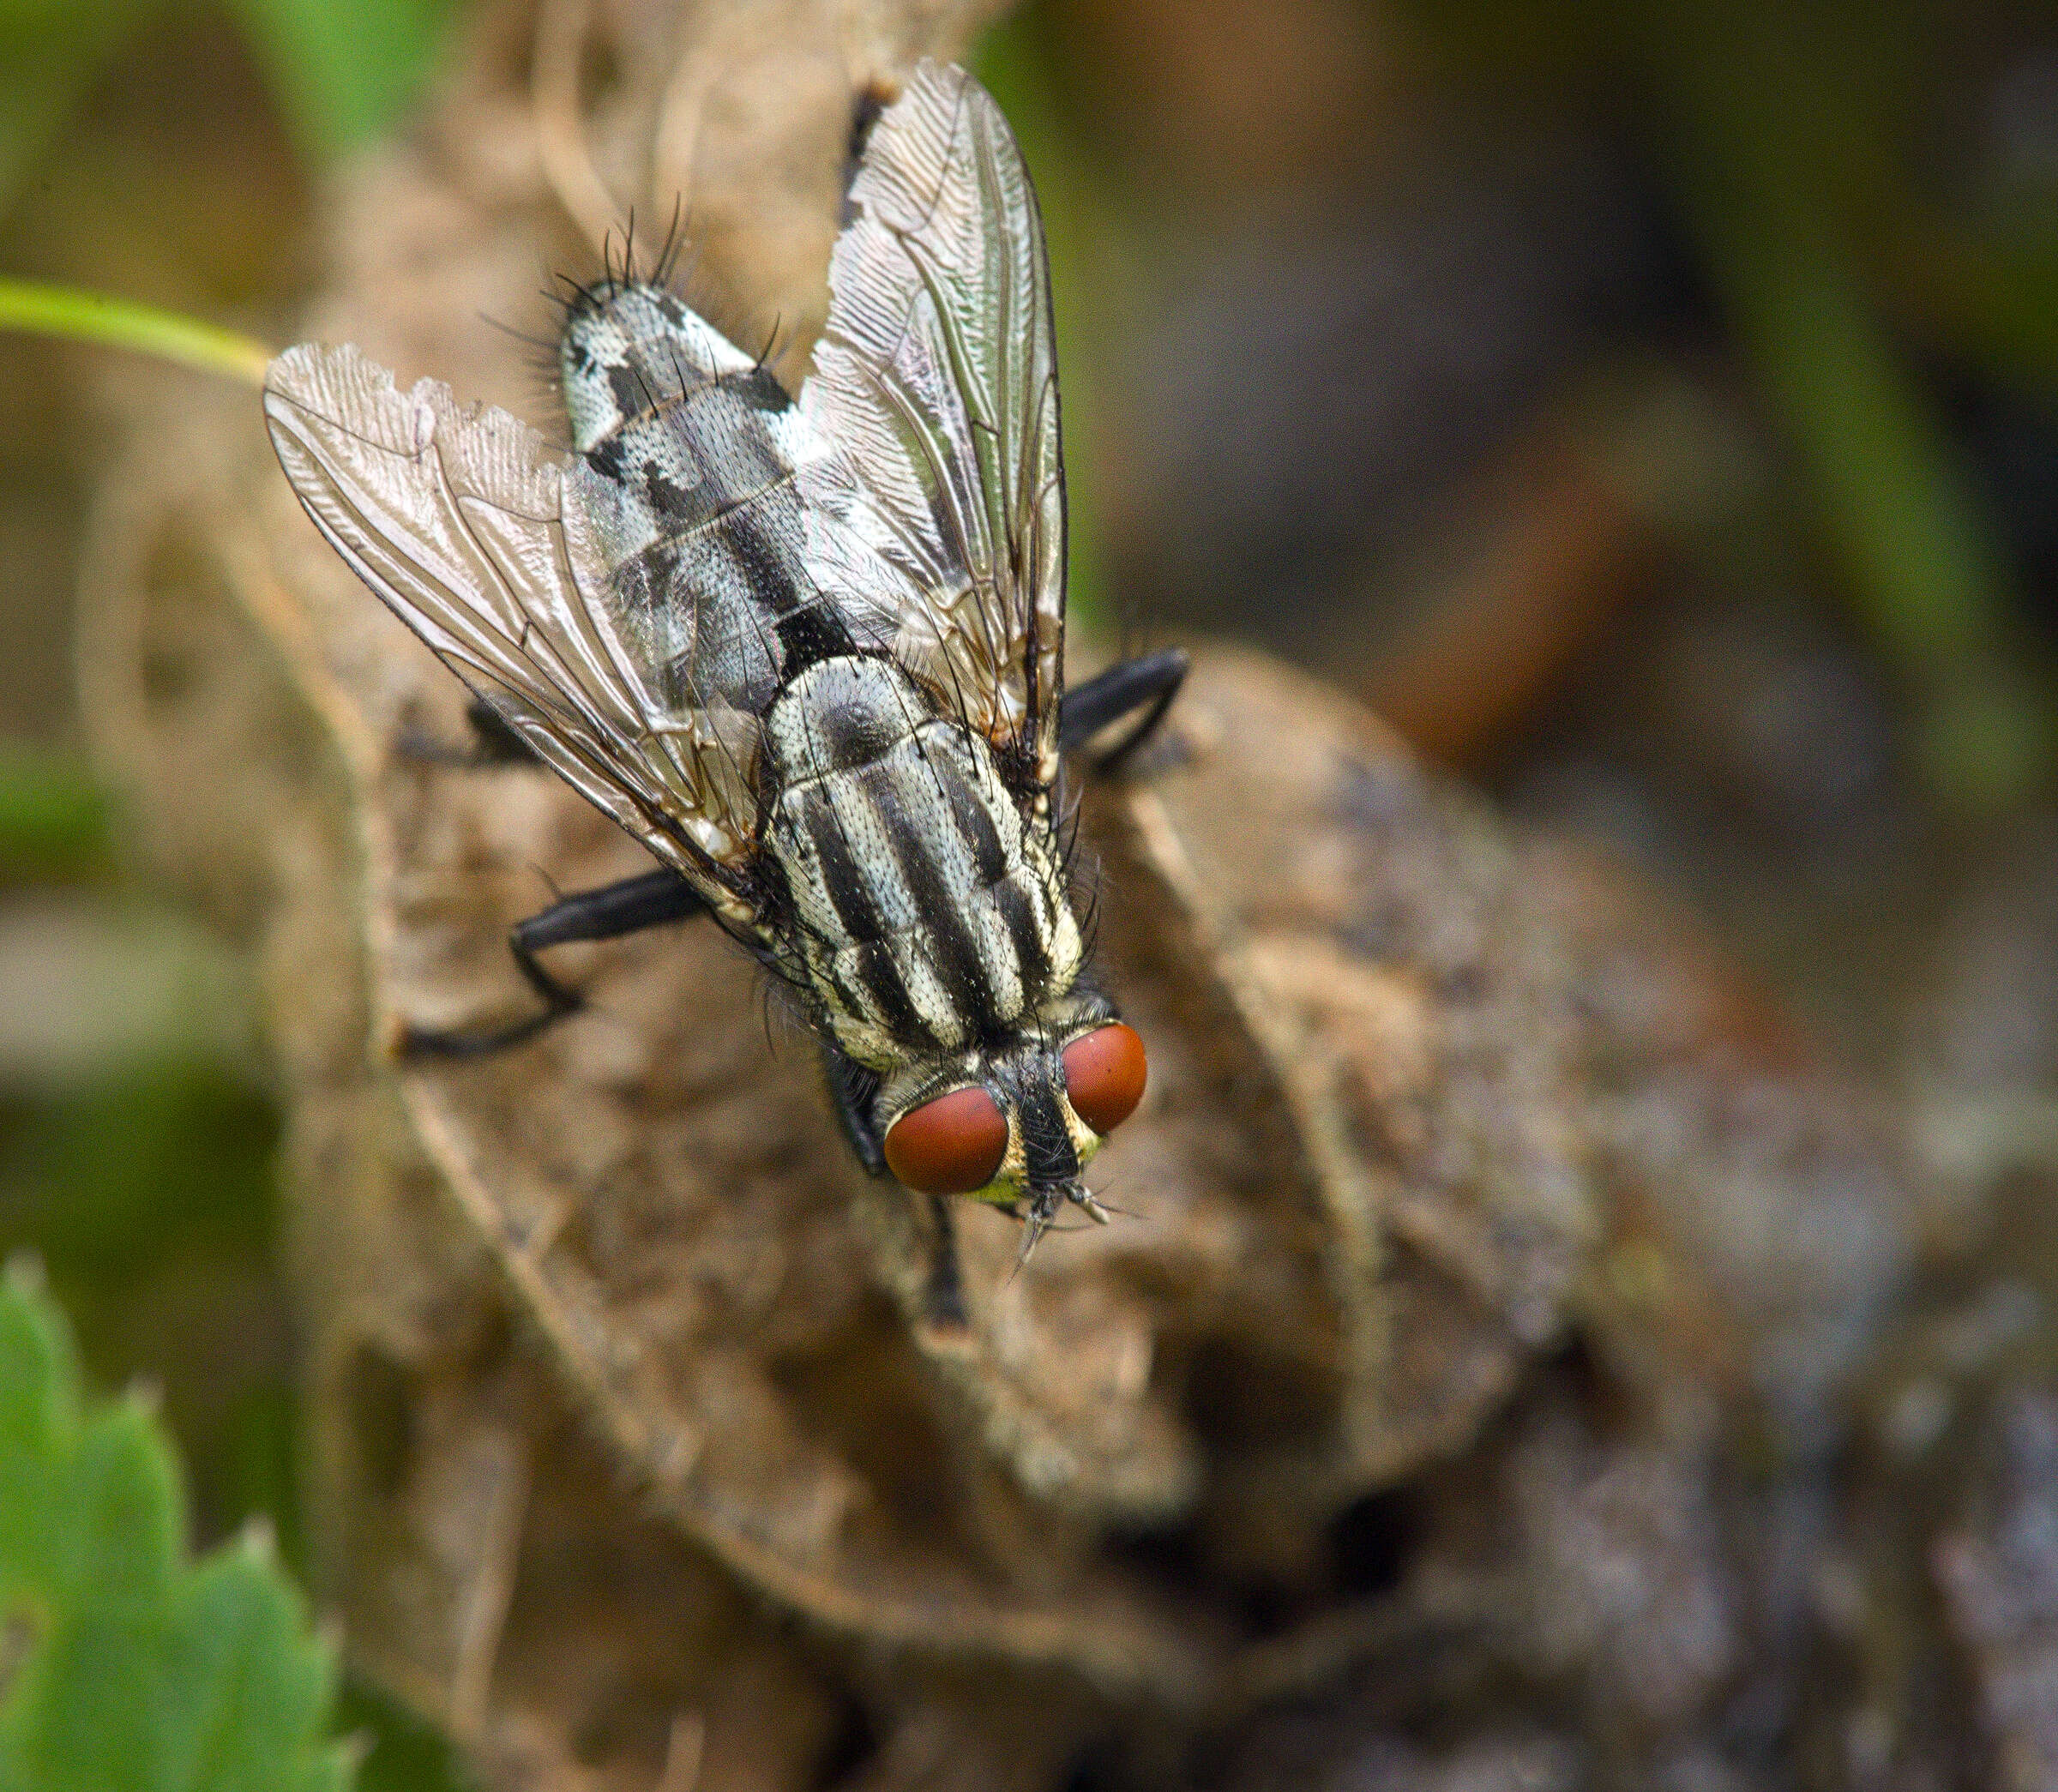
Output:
1008 1179 1100 1275
1009 1197 1056 1278
1074 1177 1128 1223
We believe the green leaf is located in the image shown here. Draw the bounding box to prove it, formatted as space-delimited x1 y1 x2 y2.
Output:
0 1262 352 1792
0 1273 73 1597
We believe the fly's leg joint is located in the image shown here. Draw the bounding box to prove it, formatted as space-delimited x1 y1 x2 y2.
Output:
1058 648 1189 777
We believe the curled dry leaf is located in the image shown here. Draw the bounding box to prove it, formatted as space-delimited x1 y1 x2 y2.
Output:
75 0 1918 1780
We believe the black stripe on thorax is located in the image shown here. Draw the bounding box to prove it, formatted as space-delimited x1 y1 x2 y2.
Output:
851 941 926 1043
938 756 1008 888
872 767 1005 1037
802 790 886 945
994 877 1051 994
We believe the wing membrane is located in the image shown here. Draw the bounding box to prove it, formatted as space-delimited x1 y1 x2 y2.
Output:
263 342 759 893
799 60 1066 790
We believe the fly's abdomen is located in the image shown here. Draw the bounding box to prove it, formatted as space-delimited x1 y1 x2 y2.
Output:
764 657 1079 1061
562 280 843 714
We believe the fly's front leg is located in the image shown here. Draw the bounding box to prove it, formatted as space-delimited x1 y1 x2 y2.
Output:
821 1042 969 1332
923 1194 969 1332
821 1042 888 1176
1058 647 1188 774
403 868 708 1060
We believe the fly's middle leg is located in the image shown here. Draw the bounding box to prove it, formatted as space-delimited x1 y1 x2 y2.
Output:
923 1193 970 1332
396 696 544 769
402 868 708 1060
1058 647 1188 774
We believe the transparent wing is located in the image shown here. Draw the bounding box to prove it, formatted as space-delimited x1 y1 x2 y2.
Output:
797 59 1066 791
263 342 761 895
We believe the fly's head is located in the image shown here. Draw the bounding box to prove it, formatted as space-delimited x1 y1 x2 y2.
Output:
871 988 1147 1265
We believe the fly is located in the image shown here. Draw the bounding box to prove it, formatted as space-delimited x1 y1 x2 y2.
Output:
261 61 1185 1325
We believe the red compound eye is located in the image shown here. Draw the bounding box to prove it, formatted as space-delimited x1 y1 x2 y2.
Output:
1062 1022 1147 1136
883 1085 1009 1195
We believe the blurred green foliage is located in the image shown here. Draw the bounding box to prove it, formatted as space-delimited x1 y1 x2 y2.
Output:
976 9 1111 639
1635 1 2056 810
0 0 147 216
0 1261 352 1789
0 746 108 881
0 1043 471 1785
221 0 454 162
0 0 457 216
0 10 468 1788
1414 0 2058 809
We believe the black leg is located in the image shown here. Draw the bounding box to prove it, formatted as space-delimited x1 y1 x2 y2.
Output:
924 1194 969 1332
397 697 543 769
820 1044 966 1328
1058 647 1188 773
821 1042 888 1177
403 869 708 1060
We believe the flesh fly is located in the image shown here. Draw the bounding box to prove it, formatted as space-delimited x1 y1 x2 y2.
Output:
262 62 1184 1320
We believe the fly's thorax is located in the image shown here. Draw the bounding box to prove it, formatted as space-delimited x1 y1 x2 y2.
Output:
758 654 1083 1067
876 988 1117 1202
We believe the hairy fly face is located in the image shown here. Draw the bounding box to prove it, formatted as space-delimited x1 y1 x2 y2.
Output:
876 998 1148 1247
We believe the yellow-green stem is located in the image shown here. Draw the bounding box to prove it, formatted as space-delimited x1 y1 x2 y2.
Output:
0 279 271 388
